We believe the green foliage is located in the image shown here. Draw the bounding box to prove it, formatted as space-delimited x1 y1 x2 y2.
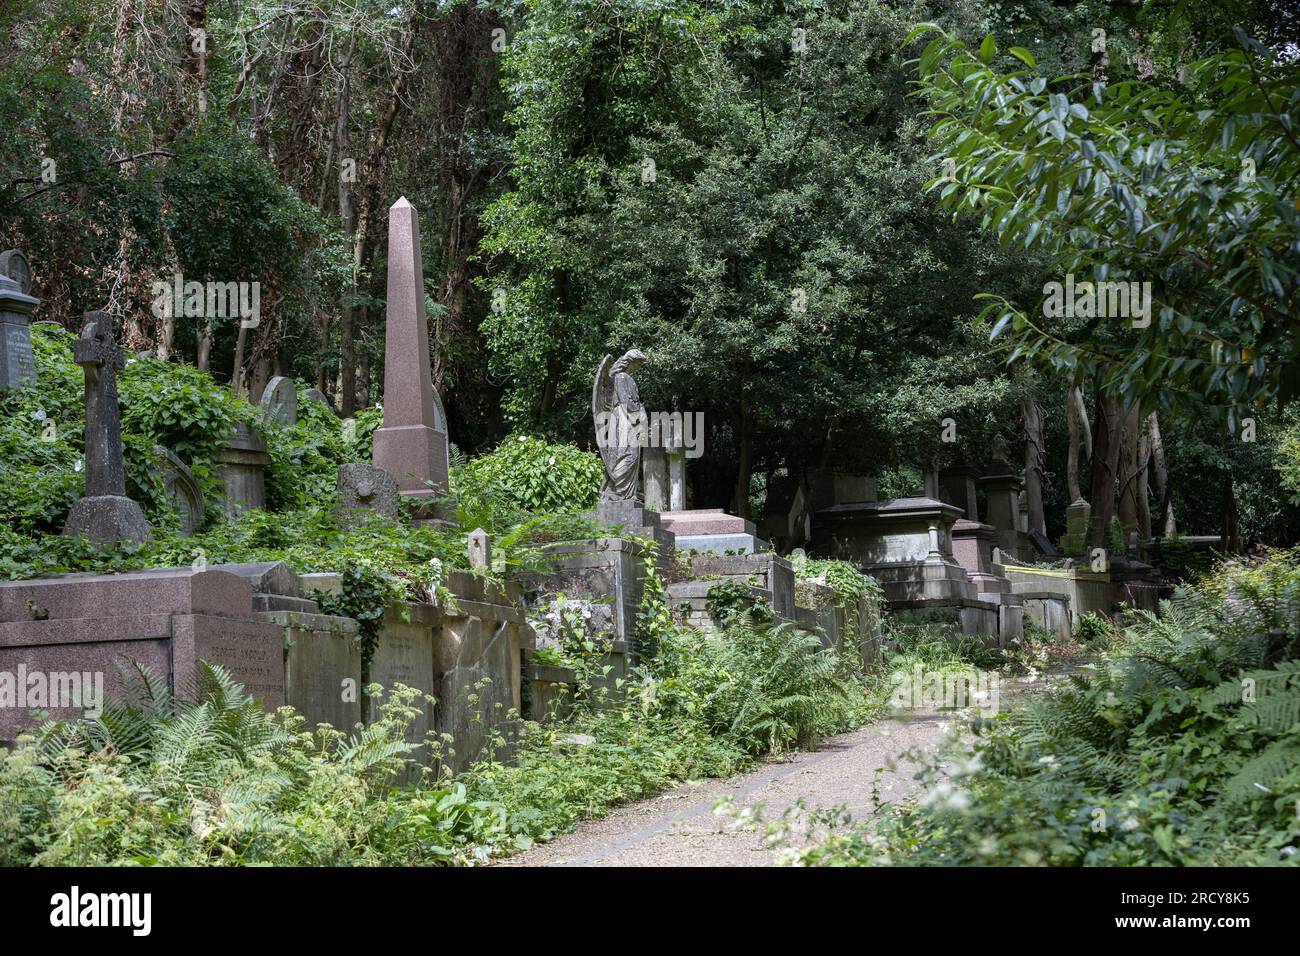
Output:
452 435 603 530
913 24 1300 416
313 564 394 672
644 618 880 756
781 554 1300 866
705 578 775 628
0 664 527 866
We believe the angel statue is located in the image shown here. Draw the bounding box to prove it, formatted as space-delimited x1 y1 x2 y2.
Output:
592 349 648 501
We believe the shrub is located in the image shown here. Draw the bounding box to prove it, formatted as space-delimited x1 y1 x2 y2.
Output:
453 435 603 529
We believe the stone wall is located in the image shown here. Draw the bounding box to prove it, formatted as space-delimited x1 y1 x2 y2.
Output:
0 562 535 774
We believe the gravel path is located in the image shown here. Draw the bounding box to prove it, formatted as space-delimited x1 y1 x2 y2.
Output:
500 707 960 867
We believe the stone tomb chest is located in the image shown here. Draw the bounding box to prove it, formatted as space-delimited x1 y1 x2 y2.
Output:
0 568 284 742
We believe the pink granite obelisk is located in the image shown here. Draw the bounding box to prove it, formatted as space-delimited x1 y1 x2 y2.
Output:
372 197 448 499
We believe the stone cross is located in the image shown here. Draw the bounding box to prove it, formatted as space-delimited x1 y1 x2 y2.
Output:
371 197 449 499
73 311 127 497
62 311 151 547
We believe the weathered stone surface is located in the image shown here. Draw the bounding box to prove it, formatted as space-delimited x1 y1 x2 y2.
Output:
468 528 491 569
259 375 298 426
303 387 336 414
592 349 648 502
643 445 668 511
267 610 362 731
372 198 449 498
0 567 282 741
214 422 269 517
1061 498 1091 555
335 462 399 529
62 495 152 548
939 465 980 522
0 567 252 622
153 445 204 534
978 464 1023 560
524 538 649 653
61 313 152 548
172 613 285 705
0 251 38 389
216 560 303 597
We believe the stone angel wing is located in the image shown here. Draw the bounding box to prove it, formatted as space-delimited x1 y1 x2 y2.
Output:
592 353 617 477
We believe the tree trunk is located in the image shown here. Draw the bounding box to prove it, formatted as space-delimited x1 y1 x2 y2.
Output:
1147 411 1175 535
1088 392 1122 550
1117 404 1141 543
733 410 753 520
1021 396 1046 536
1065 374 1091 503
1222 480 1241 554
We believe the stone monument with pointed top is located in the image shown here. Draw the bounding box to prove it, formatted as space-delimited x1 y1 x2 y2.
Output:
372 197 450 504
62 311 152 547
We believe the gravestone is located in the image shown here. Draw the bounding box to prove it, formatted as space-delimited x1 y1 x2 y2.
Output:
259 375 297 426
335 462 399 529
1061 498 1091 555
468 528 491 569
643 446 669 511
304 387 336 414
61 312 152 547
153 445 204 534
372 198 450 499
214 422 270 517
0 250 38 389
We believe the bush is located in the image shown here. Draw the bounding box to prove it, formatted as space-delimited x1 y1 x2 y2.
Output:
453 435 603 530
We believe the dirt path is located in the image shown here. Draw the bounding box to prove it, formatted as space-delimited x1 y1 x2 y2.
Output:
500 708 959 867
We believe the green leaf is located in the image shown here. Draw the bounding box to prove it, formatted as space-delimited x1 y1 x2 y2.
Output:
1008 47 1036 69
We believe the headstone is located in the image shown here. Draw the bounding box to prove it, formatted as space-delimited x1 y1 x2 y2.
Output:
1061 498 1091 556
938 465 980 522
0 249 38 389
214 422 270 517
61 312 152 547
153 445 204 534
371 198 449 499
468 528 491 569
335 462 399 529
1029 528 1061 559
668 450 687 510
643 445 668 511
259 375 297 426
978 462 1022 560
304 387 336 414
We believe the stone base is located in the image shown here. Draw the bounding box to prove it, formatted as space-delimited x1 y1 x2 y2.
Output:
62 495 152 548
674 532 766 555
372 423 448 497
595 498 675 574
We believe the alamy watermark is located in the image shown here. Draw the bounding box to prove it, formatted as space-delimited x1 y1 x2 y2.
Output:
0 665 103 718
594 409 705 458
1043 273 1151 328
890 664 1000 718
151 273 261 328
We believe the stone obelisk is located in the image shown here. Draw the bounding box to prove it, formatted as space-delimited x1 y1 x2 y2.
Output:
371 197 449 502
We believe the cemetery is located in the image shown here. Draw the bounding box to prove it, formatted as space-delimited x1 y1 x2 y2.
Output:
0 0 1298 878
